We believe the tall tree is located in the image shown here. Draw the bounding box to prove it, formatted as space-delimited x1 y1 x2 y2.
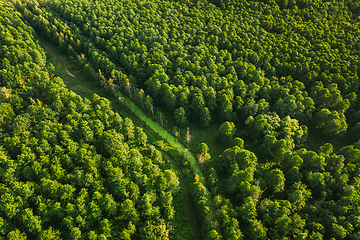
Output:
218 121 236 144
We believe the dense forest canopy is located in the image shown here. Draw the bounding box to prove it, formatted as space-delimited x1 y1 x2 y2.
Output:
1 0 360 239
15 0 360 132
0 3 181 239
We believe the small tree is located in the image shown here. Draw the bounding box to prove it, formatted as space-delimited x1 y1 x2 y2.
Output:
144 95 153 115
199 107 211 128
174 107 187 127
123 118 135 140
135 127 147 146
218 121 236 144
198 143 211 167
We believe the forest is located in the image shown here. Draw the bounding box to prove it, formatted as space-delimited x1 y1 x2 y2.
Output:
1 0 360 239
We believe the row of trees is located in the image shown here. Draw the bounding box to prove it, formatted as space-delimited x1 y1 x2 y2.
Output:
15 0 359 135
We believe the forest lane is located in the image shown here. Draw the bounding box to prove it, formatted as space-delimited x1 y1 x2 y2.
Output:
38 38 203 240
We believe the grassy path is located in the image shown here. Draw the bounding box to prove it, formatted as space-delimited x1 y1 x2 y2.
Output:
38 38 203 240
160 149 202 240
116 91 207 182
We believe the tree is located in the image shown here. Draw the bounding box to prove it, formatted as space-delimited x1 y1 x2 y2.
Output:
39 227 61 240
248 219 267 240
22 208 42 234
123 118 135 140
199 107 211 128
219 146 257 175
218 121 236 144
161 83 176 111
0 95 12 114
10 0 360 239
265 169 286 193
259 199 292 239
208 168 218 188
160 191 174 220
164 169 179 194
79 120 94 142
315 109 348 137
324 154 344 176
308 232 324 240
174 107 188 127
245 113 281 142
207 230 222 240
238 197 257 222
288 182 311 211
274 95 298 118
119 222 136 240
203 86 217 112
135 127 147 146
198 142 211 166
145 74 162 99
218 94 233 122
69 227 82 240
121 199 139 223
242 99 258 119
331 223 348 239
140 191 160 220
319 143 334 156
144 95 153 115
7 229 27 240
339 145 360 164
155 224 170 240
199 142 209 155
191 88 205 120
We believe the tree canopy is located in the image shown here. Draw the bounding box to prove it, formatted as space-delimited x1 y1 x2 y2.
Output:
3 0 360 239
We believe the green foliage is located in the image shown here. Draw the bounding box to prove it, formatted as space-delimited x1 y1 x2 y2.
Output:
219 146 257 175
265 168 286 193
7 229 27 240
5 0 360 239
174 107 188 127
163 169 180 194
207 230 222 240
0 6 180 239
218 121 236 144
199 106 211 128
315 109 348 137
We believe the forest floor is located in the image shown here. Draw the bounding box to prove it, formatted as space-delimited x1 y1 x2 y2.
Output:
38 37 204 240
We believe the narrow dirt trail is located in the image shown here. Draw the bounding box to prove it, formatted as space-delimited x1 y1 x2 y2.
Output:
38 38 202 240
